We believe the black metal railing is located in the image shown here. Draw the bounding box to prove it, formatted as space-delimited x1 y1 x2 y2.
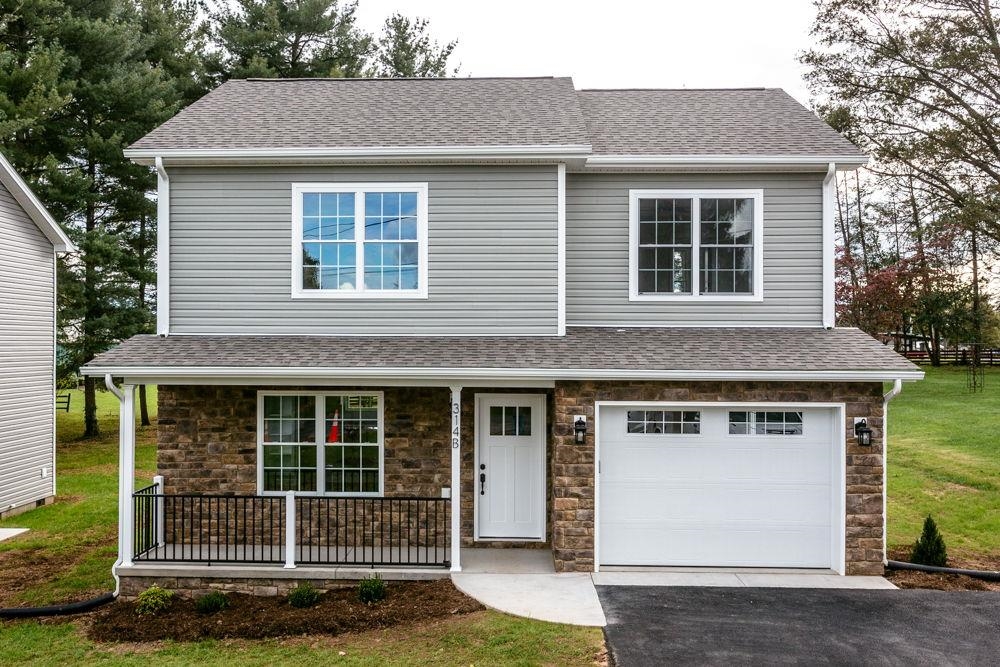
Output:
130 491 450 568
296 496 450 567
133 482 160 557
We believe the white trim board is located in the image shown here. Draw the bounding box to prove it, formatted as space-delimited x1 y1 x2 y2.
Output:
0 151 74 252
83 366 925 383
593 400 847 575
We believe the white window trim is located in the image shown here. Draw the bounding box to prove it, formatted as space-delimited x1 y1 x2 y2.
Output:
290 182 429 299
628 188 764 302
256 390 385 497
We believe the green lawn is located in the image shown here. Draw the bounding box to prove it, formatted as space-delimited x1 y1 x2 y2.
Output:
0 387 156 605
0 385 604 664
887 366 1000 558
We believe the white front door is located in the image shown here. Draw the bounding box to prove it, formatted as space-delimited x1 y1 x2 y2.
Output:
476 394 546 540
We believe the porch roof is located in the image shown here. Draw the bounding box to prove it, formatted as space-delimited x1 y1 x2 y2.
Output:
81 327 922 383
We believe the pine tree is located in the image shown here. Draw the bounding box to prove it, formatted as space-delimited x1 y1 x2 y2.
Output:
911 515 948 567
374 13 456 78
0 0 207 436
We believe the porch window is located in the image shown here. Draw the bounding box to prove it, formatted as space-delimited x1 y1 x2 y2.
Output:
629 189 763 300
291 183 428 299
258 392 383 495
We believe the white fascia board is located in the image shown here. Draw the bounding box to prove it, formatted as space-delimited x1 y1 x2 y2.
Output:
585 154 869 170
124 144 594 165
0 152 75 252
81 365 925 383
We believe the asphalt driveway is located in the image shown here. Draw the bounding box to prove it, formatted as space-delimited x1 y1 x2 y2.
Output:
597 586 1000 666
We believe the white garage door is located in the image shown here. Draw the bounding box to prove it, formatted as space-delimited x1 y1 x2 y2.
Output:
598 405 840 568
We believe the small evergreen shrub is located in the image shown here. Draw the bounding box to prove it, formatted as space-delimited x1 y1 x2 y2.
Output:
911 515 948 567
288 581 321 608
357 574 387 604
194 590 229 614
135 585 174 616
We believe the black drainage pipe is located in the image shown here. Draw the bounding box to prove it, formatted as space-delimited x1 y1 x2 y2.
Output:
887 560 1000 583
0 592 116 619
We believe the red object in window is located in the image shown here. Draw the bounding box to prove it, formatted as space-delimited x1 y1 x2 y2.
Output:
328 410 340 443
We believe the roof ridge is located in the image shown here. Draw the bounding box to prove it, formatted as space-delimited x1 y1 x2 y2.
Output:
579 87 771 92
238 76 565 83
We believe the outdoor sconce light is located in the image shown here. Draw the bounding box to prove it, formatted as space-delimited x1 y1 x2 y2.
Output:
574 415 587 444
854 418 873 447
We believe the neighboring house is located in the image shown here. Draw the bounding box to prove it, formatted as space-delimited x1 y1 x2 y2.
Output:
0 152 74 519
81 77 922 596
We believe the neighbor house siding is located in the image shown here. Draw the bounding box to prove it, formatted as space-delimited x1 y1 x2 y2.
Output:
168 165 559 335
0 181 55 514
565 172 824 326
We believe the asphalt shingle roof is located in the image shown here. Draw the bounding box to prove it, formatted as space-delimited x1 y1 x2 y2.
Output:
128 77 863 158
83 328 917 376
130 77 591 151
578 88 863 156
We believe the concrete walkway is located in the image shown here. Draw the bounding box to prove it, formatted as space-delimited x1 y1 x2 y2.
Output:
451 549 607 626
0 528 27 543
452 550 898 627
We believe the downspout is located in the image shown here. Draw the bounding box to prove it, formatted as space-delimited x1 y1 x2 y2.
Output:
882 379 903 566
155 157 169 336
822 162 837 329
105 374 125 596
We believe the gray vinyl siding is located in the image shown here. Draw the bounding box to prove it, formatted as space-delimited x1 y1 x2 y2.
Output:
169 166 559 335
566 172 824 326
0 181 55 513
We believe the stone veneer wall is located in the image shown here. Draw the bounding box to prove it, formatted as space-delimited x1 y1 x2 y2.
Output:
551 380 886 575
156 385 553 548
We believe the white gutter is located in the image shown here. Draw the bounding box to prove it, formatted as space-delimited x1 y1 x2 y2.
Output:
882 378 904 566
556 163 566 336
585 154 869 169
822 162 837 328
125 144 593 165
155 157 169 336
104 375 125 597
82 365 925 383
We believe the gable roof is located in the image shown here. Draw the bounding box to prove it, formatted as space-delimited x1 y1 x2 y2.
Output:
578 88 863 159
129 77 591 155
82 327 921 382
124 77 865 167
0 151 73 252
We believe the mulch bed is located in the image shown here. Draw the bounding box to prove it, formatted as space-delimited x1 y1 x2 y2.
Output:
88 579 483 642
885 549 1000 592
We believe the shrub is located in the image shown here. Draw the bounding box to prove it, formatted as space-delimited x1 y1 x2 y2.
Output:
288 581 321 608
195 590 229 614
911 515 948 567
358 574 387 604
135 585 174 616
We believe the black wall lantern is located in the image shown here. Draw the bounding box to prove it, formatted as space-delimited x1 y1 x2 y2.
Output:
854 418 873 446
574 415 587 444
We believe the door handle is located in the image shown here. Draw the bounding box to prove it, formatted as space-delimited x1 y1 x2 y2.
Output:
479 472 486 495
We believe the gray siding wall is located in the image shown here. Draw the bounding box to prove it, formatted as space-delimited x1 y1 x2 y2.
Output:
0 181 55 512
169 166 559 334
566 172 824 326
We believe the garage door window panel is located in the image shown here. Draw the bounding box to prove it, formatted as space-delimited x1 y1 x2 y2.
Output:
627 410 700 435
728 410 803 436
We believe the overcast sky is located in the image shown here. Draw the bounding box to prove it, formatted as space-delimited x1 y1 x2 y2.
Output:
354 0 819 105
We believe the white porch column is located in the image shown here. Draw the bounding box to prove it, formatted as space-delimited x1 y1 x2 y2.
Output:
449 385 462 572
107 378 136 568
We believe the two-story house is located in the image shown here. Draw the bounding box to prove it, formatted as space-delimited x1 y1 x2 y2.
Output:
82 77 921 597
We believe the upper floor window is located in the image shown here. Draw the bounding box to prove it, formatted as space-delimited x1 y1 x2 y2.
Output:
291 183 428 299
628 189 763 301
